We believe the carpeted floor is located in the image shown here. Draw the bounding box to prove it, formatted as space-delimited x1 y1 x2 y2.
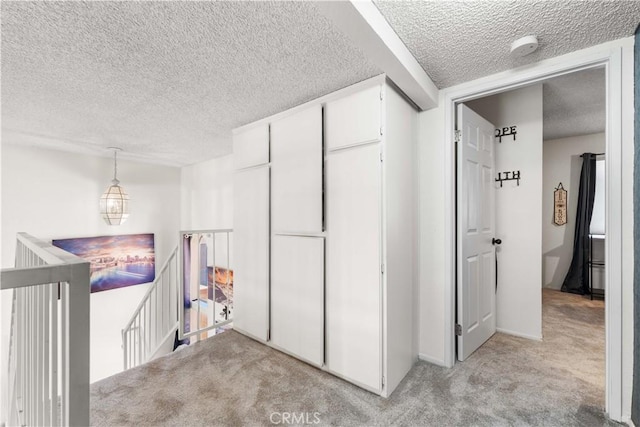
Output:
91 289 617 426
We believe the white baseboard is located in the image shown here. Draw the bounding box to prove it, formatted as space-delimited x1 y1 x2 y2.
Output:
418 353 447 367
496 327 542 341
623 416 634 427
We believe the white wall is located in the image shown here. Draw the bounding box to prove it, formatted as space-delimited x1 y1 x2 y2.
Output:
542 133 605 290
1 144 181 385
465 84 543 340
180 154 234 230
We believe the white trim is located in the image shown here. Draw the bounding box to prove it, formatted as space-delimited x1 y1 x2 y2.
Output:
619 39 635 422
496 328 542 342
605 43 622 421
418 353 447 367
314 1 438 110
442 37 633 422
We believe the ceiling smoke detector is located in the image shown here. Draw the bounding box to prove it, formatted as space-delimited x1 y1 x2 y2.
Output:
510 35 539 58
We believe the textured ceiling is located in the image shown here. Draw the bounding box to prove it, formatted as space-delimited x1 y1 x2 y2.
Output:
543 67 605 141
1 2 631 166
1 1 380 166
374 0 640 88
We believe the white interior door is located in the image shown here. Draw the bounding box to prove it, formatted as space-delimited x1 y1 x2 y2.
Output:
326 143 381 392
271 235 324 366
457 103 497 361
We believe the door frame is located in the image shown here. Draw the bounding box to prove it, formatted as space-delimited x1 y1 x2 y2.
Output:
442 38 634 422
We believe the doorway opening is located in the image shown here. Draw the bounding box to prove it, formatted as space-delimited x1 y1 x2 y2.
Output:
443 41 632 422
454 67 607 410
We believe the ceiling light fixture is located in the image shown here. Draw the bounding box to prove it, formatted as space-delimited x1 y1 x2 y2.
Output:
510 35 539 58
100 147 130 225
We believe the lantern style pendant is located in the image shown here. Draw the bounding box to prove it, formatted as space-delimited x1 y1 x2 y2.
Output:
100 148 130 225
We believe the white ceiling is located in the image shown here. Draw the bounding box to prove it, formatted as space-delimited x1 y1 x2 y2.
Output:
373 0 635 141
1 1 380 166
373 0 639 88
543 68 606 141
1 1 635 165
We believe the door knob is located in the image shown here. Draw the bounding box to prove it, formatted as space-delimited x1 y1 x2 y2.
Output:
492 238 502 245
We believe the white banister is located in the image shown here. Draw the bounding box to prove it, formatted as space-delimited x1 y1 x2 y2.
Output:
122 245 179 370
1 232 90 427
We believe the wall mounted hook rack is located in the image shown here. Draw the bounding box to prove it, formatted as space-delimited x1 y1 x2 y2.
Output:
495 171 521 187
495 126 517 143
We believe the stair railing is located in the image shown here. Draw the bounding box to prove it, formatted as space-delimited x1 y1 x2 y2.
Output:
122 245 179 370
1 233 90 427
178 229 234 342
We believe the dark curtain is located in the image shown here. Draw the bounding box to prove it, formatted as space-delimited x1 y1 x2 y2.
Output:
561 153 597 295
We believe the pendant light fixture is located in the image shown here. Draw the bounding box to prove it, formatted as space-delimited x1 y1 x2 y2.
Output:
100 147 130 225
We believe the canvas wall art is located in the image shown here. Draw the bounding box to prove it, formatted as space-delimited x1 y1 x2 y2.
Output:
53 233 155 293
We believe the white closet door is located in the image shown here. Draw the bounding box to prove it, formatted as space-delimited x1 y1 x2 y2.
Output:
234 124 269 170
233 166 269 341
326 143 382 392
325 85 381 151
271 105 323 234
271 235 324 366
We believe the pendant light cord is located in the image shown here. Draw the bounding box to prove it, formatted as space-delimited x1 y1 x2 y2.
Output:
112 149 119 183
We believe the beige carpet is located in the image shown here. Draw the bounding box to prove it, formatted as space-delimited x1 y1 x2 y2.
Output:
91 289 618 426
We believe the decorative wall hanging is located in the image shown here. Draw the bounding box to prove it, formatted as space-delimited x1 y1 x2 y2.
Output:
553 183 568 226
495 126 517 143
53 233 155 293
100 147 130 225
495 171 521 187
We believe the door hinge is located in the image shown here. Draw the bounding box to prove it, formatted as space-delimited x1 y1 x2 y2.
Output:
455 130 461 143
455 324 462 336
380 88 384 101
382 376 385 387
380 126 384 136
380 152 384 162
381 264 385 274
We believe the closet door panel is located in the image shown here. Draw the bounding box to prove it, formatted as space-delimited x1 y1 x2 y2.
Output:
271 106 323 234
326 143 382 392
233 166 269 341
271 235 324 366
325 86 381 151
234 124 269 170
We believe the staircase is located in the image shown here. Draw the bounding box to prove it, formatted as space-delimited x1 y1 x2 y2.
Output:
122 228 234 370
122 246 179 370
